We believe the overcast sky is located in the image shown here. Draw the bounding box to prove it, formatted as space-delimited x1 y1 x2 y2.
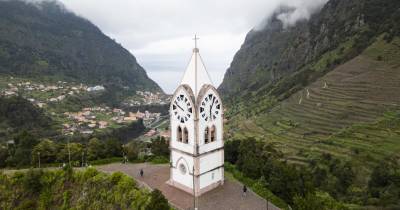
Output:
58 0 327 93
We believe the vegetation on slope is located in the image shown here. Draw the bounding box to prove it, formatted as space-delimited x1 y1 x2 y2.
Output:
225 137 400 209
0 96 59 142
221 0 400 116
0 129 168 169
0 167 170 210
220 0 400 209
227 36 400 165
0 0 162 94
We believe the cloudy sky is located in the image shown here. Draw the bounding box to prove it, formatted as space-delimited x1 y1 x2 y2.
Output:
58 0 327 93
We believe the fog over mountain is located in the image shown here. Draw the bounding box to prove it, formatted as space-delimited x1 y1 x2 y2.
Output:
20 0 323 93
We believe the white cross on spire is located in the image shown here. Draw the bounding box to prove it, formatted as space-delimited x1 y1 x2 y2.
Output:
180 34 213 99
193 34 199 49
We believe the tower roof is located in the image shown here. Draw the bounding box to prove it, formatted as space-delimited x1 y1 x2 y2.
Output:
180 36 213 99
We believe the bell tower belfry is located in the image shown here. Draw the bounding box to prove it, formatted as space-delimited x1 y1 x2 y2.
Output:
168 35 224 196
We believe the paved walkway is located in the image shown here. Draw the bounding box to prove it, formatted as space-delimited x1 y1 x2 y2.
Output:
97 163 280 210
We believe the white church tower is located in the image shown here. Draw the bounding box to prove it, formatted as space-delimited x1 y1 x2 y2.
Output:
168 36 224 196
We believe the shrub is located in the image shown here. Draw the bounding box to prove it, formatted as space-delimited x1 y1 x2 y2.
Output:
145 189 170 210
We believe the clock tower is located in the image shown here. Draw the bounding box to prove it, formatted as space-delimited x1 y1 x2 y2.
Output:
168 36 224 196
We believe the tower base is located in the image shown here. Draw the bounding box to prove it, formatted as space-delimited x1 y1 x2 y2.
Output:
166 179 223 197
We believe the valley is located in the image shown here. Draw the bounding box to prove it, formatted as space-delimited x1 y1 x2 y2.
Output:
0 0 399 209
0 76 169 139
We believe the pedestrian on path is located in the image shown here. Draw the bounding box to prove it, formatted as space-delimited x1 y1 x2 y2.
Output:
140 169 144 177
242 185 247 197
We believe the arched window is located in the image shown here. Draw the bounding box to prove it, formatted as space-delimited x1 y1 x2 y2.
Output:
204 127 209 144
177 126 182 142
210 125 216 142
183 127 189 144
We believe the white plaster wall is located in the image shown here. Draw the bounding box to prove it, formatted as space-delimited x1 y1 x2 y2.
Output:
197 88 223 154
199 150 223 174
170 87 195 154
171 150 194 188
199 140 223 154
199 167 222 189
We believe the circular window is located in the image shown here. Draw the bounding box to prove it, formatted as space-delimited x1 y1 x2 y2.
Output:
179 163 187 175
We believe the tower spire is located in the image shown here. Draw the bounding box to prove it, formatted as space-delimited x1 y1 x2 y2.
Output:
180 34 212 99
193 35 199 97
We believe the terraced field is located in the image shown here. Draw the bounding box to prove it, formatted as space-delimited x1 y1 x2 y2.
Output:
232 37 400 167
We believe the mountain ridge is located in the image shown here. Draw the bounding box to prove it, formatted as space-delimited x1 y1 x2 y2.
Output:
220 0 400 173
219 0 399 101
0 0 162 93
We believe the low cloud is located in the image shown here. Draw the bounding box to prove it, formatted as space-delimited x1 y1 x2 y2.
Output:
255 0 328 30
9 0 329 93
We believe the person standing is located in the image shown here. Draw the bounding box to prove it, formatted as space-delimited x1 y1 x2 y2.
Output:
140 169 144 177
242 185 247 197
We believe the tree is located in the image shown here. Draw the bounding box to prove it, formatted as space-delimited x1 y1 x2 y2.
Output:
125 141 143 161
31 139 58 165
0 145 8 167
293 192 349 210
57 143 83 165
104 138 122 158
225 139 240 164
145 189 169 210
87 138 105 160
368 156 400 205
236 137 263 178
10 131 39 167
333 162 355 195
150 136 169 158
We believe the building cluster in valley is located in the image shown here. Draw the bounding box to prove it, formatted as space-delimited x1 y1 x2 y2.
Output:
0 78 105 108
144 128 170 139
62 106 162 135
122 90 171 106
0 77 168 137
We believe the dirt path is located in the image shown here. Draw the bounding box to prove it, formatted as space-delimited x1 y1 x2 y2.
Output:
97 163 280 210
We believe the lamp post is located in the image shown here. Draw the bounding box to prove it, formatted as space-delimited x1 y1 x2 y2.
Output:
192 165 197 210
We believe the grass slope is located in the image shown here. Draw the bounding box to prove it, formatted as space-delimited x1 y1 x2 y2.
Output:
229 36 400 168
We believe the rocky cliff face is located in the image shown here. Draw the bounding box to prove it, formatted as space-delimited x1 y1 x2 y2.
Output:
0 0 162 92
218 0 399 100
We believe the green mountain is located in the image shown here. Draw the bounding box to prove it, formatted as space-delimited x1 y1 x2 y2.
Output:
220 0 400 162
220 0 400 207
0 0 161 92
219 0 399 100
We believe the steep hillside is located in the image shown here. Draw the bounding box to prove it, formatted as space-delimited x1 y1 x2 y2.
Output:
221 0 400 172
220 2 400 204
0 0 161 92
220 0 400 103
0 96 59 142
227 36 400 167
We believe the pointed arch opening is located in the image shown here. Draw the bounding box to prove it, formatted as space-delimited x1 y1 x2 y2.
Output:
204 127 209 144
183 127 189 144
177 126 182 142
210 125 216 142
